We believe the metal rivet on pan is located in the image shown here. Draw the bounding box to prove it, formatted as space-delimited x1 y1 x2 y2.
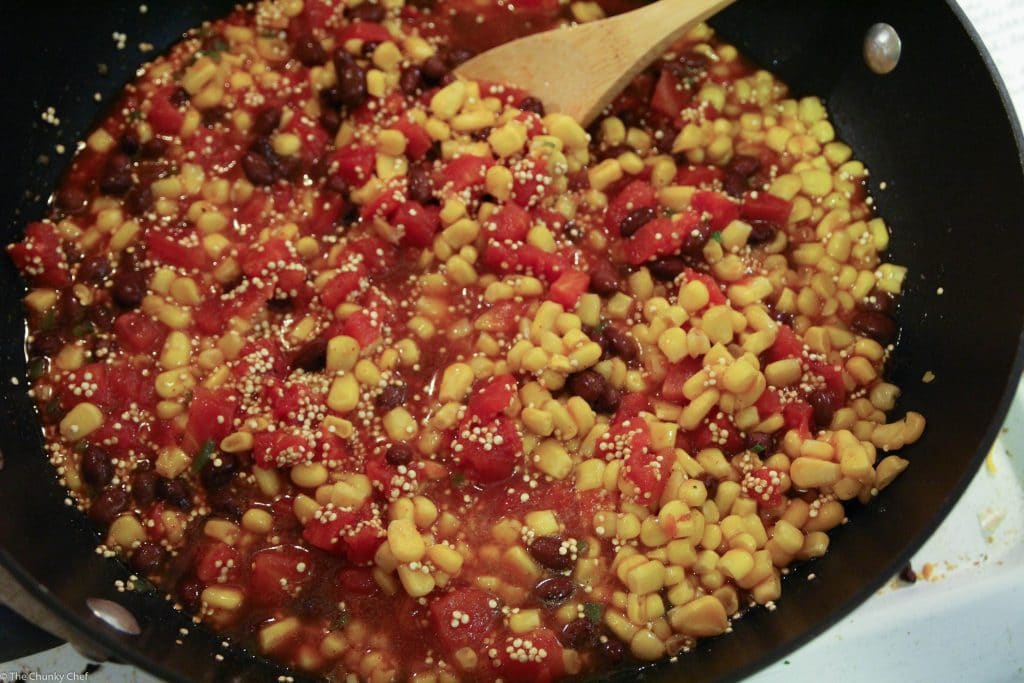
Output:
86 598 141 635
864 23 901 75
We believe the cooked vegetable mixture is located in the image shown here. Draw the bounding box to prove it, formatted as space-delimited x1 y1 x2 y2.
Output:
9 0 926 680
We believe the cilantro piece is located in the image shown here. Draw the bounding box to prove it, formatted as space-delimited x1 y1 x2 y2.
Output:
72 320 95 338
38 309 58 333
44 398 63 423
27 357 46 382
751 443 766 454
335 610 351 629
450 472 466 488
191 439 217 474
127 110 144 122
576 539 589 557
131 577 157 594
593 319 609 335
583 602 603 624
710 230 723 243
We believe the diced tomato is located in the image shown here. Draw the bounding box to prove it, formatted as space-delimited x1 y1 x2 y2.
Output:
336 21 392 44
467 374 517 418
145 231 206 270
307 194 344 236
481 243 570 281
766 324 804 363
365 456 397 491
8 222 69 287
147 92 184 136
253 430 312 468
624 214 695 265
195 298 226 335
186 387 239 446
651 67 693 119
302 508 360 555
343 525 385 564
662 357 703 402
250 545 314 606
606 180 658 234
598 418 652 472
345 236 397 272
619 421 670 502
496 628 565 683
507 0 560 13
693 414 745 454
106 363 153 410
195 543 243 584
547 270 589 308
454 415 522 484
743 467 783 508
616 392 651 421
438 154 492 193
391 200 441 248
429 588 498 654
675 164 725 187
783 400 814 436
330 145 376 186
692 190 739 231
114 312 165 353
320 265 368 310
488 202 531 242
301 0 338 29
342 309 380 347
741 192 792 226
510 156 549 207
755 387 782 418
337 568 379 596
811 359 847 402
392 118 433 161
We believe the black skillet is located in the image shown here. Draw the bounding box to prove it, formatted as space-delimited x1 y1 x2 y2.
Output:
1 1 1022 681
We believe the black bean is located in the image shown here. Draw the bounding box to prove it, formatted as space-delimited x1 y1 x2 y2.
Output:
376 384 408 410
347 2 385 22
728 154 760 178
57 288 85 327
201 105 229 127
652 121 677 154
385 443 414 467
603 325 638 363
55 187 89 215
648 255 686 281
534 576 575 605
100 154 134 196
405 0 435 10
77 254 112 284
319 85 343 109
80 445 114 488
747 219 777 244
169 87 189 107
132 470 159 507
90 486 129 526
291 338 328 372
399 66 423 95
560 618 597 649
420 56 448 84
595 385 621 414
569 370 608 405
177 579 204 611
158 477 193 511
320 108 342 135
863 290 896 315
600 636 627 663
201 452 238 490
518 96 545 116
325 174 349 196
618 206 656 238
444 47 475 68
407 164 433 204
528 536 572 571
251 107 283 137
850 309 897 344
112 270 147 309
701 473 719 500
208 489 245 520
119 130 141 156
723 170 750 197
899 564 917 584
242 151 277 186
130 541 166 574
807 388 837 431
30 332 63 357
744 431 775 455
140 137 168 159
588 261 620 297
681 221 712 256
293 34 327 66
124 184 153 216
360 41 381 58
337 64 368 109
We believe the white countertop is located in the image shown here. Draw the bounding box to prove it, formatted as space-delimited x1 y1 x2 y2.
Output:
3 1 1023 681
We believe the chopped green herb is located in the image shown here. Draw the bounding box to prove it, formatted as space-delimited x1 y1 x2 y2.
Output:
127 110 144 122
751 443 766 454
336 610 351 629
72 441 89 453
450 472 466 488
44 398 63 422
576 539 589 557
27 357 47 382
72 320 95 338
191 439 216 474
593 319 610 335
583 602 603 624
131 577 157 594
710 230 723 243
38 309 57 333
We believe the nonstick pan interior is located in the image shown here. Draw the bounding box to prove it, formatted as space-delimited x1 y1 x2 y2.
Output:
1 2 1023 682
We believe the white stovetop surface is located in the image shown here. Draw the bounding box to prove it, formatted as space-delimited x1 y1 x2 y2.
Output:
3 1 1024 681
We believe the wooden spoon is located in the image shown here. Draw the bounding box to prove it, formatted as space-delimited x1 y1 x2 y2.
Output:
455 0 737 127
